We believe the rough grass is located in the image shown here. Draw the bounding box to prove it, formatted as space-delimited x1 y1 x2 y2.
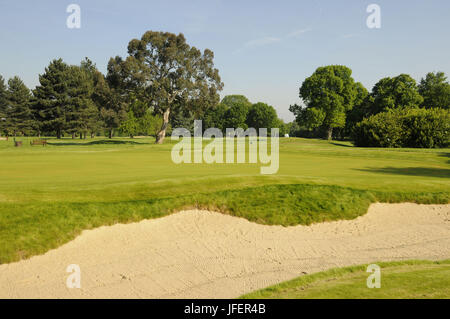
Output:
0 137 448 264
240 260 450 299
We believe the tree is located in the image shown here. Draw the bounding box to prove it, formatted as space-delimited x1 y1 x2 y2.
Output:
418 72 450 110
203 103 228 132
80 58 104 138
371 74 423 114
115 31 223 143
221 95 251 109
246 102 278 132
120 110 140 138
63 65 97 139
221 95 251 130
297 65 359 140
7 76 33 136
0 75 7 135
95 62 128 138
344 82 369 137
33 59 70 138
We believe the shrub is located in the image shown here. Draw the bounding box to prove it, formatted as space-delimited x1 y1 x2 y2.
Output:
353 108 449 148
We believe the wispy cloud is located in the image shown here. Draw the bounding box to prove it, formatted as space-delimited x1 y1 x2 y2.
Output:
234 27 311 54
286 28 312 39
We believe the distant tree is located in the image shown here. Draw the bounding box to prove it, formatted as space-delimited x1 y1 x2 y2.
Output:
120 110 139 138
224 103 249 130
64 65 97 139
33 59 70 138
115 31 223 143
371 74 423 114
221 95 251 130
6 76 33 136
221 95 251 109
418 72 450 110
94 62 128 138
203 103 228 132
0 75 7 135
246 102 278 132
297 65 359 140
80 58 104 138
140 109 163 136
344 82 369 136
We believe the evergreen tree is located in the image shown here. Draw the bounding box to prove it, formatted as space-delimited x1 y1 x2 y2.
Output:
33 59 70 138
7 76 33 136
64 65 96 139
0 75 7 135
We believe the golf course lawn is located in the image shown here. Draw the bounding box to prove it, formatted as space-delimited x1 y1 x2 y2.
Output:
240 260 450 299
0 137 449 264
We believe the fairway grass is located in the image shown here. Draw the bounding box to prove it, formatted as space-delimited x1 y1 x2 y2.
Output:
240 260 450 299
0 137 448 264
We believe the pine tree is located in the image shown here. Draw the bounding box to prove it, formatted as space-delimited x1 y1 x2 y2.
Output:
64 65 96 138
0 75 7 135
33 59 70 138
7 76 33 136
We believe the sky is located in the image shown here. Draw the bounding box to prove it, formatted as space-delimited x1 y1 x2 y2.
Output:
1 0 449 121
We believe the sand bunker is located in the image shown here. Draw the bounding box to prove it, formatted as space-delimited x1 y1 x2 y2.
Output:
0 203 449 298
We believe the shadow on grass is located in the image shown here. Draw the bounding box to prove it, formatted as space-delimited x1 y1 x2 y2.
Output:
47 139 147 146
439 152 450 164
330 142 354 148
356 167 450 178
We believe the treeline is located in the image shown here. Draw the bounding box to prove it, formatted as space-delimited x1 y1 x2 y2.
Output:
0 31 225 143
0 31 288 142
289 65 450 147
0 58 162 140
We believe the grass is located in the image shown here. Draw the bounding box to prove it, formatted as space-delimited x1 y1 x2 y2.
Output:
240 260 450 299
0 137 448 263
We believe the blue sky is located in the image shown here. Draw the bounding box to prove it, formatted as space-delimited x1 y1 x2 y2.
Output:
1 0 449 121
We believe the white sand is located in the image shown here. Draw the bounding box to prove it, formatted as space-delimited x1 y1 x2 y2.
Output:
0 203 449 299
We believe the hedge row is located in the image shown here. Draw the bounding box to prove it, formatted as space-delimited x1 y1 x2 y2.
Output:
353 108 450 148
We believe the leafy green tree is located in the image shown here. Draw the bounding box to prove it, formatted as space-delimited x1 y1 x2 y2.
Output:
6 76 33 136
418 72 450 109
120 110 140 138
224 103 249 130
371 74 423 114
221 95 251 109
203 103 228 132
94 66 127 138
221 95 251 129
32 59 70 138
114 31 223 143
344 82 369 137
297 65 359 140
246 102 278 132
0 75 7 135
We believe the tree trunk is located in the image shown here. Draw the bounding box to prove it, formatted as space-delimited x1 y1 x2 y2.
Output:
57 129 61 139
155 108 170 144
91 132 95 138
80 133 83 139
327 127 333 140
108 129 113 139
72 133 75 139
